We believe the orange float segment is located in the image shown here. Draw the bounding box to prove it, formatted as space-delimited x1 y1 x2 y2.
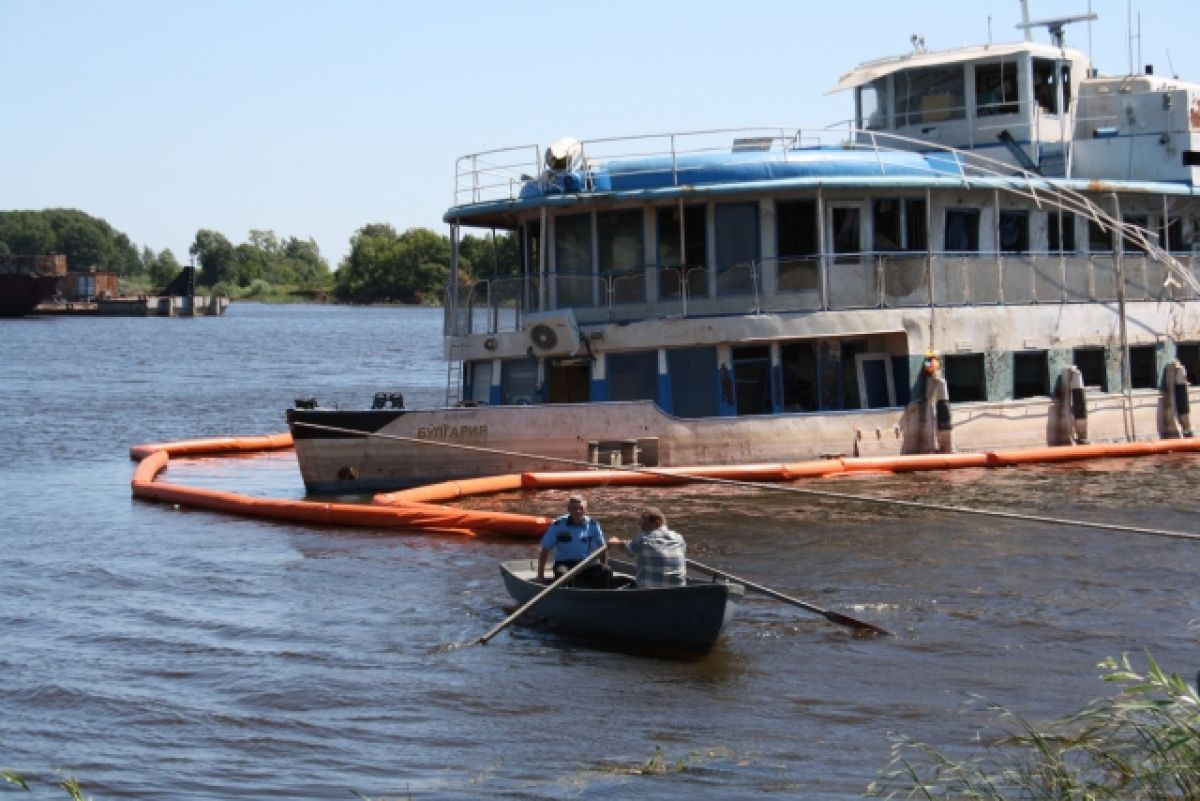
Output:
129 432 293 461
844 452 990 472
130 432 1200 538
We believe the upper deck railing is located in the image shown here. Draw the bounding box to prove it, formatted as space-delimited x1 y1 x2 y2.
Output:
444 251 1200 337
448 124 1200 336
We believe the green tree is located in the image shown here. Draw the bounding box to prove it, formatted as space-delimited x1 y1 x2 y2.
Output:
334 225 450 304
190 229 235 287
142 247 182 289
0 209 140 274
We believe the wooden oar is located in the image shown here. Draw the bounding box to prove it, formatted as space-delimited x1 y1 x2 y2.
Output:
686 557 892 637
472 547 609 647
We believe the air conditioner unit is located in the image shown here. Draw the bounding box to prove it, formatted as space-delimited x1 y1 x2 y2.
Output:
523 309 581 357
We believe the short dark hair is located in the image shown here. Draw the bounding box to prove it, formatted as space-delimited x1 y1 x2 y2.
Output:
640 506 665 526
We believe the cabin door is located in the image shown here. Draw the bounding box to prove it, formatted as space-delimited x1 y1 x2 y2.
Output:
546 360 590 403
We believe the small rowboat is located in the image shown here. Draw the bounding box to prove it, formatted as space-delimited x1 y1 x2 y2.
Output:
499 558 743 652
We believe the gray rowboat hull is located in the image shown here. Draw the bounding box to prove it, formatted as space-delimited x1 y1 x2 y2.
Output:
499 558 742 652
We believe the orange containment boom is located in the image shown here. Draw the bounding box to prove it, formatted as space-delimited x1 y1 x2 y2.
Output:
129 434 1200 537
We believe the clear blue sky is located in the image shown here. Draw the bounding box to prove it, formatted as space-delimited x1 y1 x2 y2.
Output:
2 0 1196 268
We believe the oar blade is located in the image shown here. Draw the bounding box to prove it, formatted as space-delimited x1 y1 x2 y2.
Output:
822 609 892 637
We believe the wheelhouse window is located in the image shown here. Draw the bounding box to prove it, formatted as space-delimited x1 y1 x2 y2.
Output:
858 77 888 130
999 210 1029 253
667 347 719 417
1013 351 1049 398
975 60 1019 116
896 65 966 126
554 213 593 306
607 350 658 402
657 204 707 300
714 202 759 295
1033 58 1070 114
944 208 980 253
1048 212 1076 253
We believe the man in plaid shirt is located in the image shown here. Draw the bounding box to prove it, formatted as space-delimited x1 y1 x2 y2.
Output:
607 506 686 588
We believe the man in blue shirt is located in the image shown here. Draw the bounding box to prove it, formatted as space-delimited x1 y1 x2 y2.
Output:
536 494 612 588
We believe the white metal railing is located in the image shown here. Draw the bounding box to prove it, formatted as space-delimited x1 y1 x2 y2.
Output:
443 253 1200 336
452 123 1199 298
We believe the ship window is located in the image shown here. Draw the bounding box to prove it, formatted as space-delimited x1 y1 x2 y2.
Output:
858 77 888 130
777 200 819 257
896 65 965 126
944 208 980 252
500 359 539 405
667 346 719 417
1033 59 1069 114
876 198 928 252
607 350 658 402
732 346 773 415
467 361 493 404
777 199 820 291
598 210 642 276
524 222 540 277
656 204 707 300
905 198 928 252
943 353 986 402
1048 212 1077 253
715 202 759 294
781 342 818 412
1087 218 1113 253
999 210 1029 253
1160 216 1183 253
830 206 861 263
1013 351 1049 398
554 213 593 307
1128 346 1158 389
874 199 902 251
1122 215 1151 254
1176 343 1200 385
1073 347 1108 391
975 60 1019 116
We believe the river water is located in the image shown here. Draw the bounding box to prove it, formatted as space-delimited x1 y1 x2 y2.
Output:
1 303 1197 799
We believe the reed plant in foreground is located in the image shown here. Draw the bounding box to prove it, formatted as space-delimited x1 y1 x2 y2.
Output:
869 653 1200 800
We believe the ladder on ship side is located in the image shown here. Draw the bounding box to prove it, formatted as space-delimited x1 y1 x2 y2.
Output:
445 340 463 407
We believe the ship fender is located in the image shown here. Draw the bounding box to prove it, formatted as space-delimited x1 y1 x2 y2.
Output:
920 353 954 454
1058 365 1088 445
1162 360 1194 438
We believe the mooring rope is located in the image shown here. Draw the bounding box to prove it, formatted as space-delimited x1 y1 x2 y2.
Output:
291 421 1200 542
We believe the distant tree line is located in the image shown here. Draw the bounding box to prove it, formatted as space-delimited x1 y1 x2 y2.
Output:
0 209 517 303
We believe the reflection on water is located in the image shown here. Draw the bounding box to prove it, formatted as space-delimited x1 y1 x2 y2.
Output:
2 304 1199 799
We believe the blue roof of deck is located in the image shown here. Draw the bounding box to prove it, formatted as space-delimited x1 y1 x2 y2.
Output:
444 147 1200 225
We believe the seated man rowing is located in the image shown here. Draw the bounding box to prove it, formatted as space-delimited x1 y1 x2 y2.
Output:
607 506 686 589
